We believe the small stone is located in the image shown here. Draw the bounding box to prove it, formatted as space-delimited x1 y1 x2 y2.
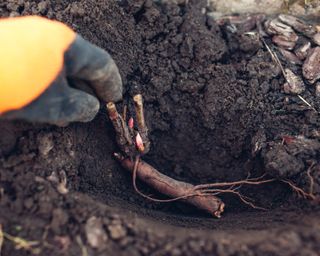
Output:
303 47 320 84
260 81 270 94
294 41 311 60
278 14 317 38
70 2 85 17
283 68 305 94
37 133 54 156
108 224 127 240
251 130 266 157
279 48 302 65
37 2 47 14
313 33 320 46
264 18 295 38
272 35 297 50
85 216 108 249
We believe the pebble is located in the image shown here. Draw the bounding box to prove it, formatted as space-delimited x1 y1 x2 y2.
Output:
294 41 311 60
37 133 54 156
37 2 47 14
313 33 320 46
264 18 295 37
272 35 297 50
278 14 317 38
85 216 108 249
279 48 302 65
69 2 85 17
303 47 320 84
108 223 127 240
283 68 305 94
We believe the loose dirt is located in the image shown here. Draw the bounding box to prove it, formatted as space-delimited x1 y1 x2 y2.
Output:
0 0 319 255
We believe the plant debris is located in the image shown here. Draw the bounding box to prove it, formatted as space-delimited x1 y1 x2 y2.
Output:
85 216 108 249
0 225 41 255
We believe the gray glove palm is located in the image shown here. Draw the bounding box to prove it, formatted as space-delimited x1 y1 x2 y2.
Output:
2 35 123 126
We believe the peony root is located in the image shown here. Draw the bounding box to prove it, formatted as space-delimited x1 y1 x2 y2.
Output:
114 154 225 218
107 94 294 218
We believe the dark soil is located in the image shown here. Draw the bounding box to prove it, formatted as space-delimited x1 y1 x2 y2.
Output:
0 0 320 255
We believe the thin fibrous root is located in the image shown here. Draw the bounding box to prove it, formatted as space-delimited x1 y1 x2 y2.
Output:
194 178 276 191
199 189 268 211
131 157 213 203
306 162 316 195
281 179 316 200
261 37 286 76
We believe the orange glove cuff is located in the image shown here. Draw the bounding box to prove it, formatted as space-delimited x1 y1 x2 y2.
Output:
0 16 76 114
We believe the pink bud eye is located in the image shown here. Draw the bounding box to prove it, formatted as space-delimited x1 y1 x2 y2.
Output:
128 117 134 129
135 133 145 153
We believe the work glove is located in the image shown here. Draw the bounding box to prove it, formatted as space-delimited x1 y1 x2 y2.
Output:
0 16 122 126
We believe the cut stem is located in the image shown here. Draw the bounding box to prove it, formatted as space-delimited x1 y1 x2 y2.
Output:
106 102 135 156
133 94 146 131
133 94 150 154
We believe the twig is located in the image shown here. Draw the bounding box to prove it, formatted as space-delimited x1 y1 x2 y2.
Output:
2 231 41 254
0 225 3 256
76 235 88 256
122 104 127 121
106 102 135 156
261 37 286 76
297 95 318 113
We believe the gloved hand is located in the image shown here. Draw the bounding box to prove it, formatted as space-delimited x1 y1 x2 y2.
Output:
0 16 122 126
